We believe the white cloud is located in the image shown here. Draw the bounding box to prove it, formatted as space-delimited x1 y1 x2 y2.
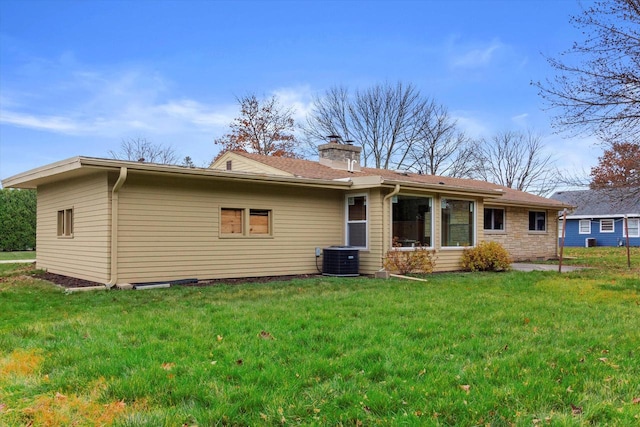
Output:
0 110 79 132
511 113 529 127
0 65 238 139
271 85 314 122
451 110 492 139
448 38 504 69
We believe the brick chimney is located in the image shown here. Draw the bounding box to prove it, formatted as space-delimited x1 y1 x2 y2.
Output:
318 135 362 172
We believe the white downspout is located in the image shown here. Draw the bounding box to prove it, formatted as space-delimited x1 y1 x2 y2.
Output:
106 167 127 288
382 184 401 264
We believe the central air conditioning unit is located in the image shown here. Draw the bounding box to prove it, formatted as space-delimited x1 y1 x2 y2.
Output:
322 246 359 276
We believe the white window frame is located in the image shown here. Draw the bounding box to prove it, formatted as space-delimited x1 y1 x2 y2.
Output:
578 219 591 234
600 218 615 233
626 218 639 238
440 198 476 249
345 193 368 249
390 193 434 250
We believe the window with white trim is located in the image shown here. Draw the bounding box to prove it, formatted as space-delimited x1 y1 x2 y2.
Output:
391 195 432 247
57 208 73 237
625 218 639 238
346 195 367 248
441 199 474 247
484 208 505 231
529 211 546 231
579 219 591 234
600 219 614 233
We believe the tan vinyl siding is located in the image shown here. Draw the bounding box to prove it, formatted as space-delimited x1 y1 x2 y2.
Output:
358 189 384 274
36 172 111 283
210 152 292 176
115 174 343 283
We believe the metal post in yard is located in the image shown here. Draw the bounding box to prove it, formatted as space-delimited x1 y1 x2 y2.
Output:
624 216 631 269
559 209 567 273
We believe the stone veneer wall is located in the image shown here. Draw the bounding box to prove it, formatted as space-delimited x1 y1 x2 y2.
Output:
483 206 558 261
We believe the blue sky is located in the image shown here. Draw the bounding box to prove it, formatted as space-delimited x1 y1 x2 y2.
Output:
0 0 600 183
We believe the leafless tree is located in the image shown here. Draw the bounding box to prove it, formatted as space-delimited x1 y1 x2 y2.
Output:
403 103 476 177
473 130 559 196
534 0 640 146
304 82 429 169
109 138 178 164
304 82 472 174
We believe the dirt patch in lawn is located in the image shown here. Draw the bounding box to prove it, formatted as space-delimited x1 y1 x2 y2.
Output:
33 272 104 289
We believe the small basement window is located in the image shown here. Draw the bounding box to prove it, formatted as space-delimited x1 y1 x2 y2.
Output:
57 208 74 237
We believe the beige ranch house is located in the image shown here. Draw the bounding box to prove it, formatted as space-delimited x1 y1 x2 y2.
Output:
2 143 568 287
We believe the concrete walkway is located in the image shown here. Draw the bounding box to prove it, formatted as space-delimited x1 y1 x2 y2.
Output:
0 259 36 264
511 263 584 272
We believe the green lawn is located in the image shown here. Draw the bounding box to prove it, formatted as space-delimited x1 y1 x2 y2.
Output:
0 249 638 426
0 251 36 261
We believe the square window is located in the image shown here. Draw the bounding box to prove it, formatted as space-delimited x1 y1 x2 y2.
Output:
529 211 546 231
221 208 243 234
600 219 614 233
249 209 271 235
579 219 591 234
484 208 505 231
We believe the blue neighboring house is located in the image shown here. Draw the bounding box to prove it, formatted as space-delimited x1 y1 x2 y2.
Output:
551 190 640 247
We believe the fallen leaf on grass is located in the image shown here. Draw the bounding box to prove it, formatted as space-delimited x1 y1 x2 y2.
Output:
0 403 6 413
598 357 608 363
571 404 583 415
258 330 275 340
460 384 471 394
161 362 175 371
217 335 223 341
55 392 66 401
633 397 640 404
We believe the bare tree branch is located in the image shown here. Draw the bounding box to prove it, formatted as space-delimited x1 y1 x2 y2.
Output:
473 130 559 196
534 0 640 145
109 138 178 164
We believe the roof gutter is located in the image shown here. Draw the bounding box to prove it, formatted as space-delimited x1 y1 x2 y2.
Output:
106 167 127 288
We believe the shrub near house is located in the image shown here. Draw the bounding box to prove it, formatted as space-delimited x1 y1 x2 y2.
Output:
461 241 511 272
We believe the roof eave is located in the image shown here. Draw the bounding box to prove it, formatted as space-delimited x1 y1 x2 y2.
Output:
3 156 353 190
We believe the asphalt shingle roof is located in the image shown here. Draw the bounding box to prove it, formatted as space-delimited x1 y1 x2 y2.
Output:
551 189 640 216
234 151 567 208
